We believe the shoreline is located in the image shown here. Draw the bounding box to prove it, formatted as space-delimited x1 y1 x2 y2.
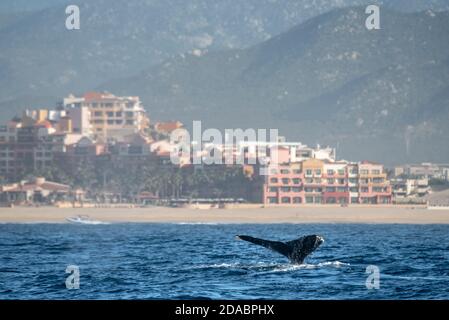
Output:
1 206 449 224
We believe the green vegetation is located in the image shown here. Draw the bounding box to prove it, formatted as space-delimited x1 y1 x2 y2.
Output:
24 159 256 202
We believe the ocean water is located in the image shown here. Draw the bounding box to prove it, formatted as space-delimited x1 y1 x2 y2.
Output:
0 223 448 300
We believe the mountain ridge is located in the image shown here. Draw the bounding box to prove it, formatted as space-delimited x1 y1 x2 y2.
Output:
100 7 449 164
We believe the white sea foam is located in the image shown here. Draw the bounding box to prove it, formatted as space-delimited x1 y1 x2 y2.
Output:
194 261 350 272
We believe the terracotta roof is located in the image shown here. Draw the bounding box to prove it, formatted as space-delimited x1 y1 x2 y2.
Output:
360 160 381 165
157 151 171 157
84 92 104 101
83 92 118 101
136 192 159 200
154 121 183 133
35 120 53 129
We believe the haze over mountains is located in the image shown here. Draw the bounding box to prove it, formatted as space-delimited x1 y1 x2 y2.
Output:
1 1 449 163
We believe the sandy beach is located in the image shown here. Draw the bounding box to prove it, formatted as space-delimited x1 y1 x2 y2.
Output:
1 205 449 224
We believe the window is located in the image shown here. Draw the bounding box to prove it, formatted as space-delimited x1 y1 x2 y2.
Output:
373 178 384 183
350 187 358 193
293 197 302 204
315 169 322 175
373 187 383 192
116 120 123 125
282 178 290 185
281 197 291 204
107 120 114 125
305 196 314 204
315 197 323 204
327 178 335 184
281 187 291 192
338 169 345 175
280 169 290 174
372 169 381 175
116 112 123 117
305 178 314 184
349 178 357 184
326 187 336 192
361 187 369 193
326 197 336 204
125 112 134 117
337 187 347 192
268 197 278 204
327 169 334 175
360 169 369 175
107 112 114 117
338 179 345 185
351 197 359 204
305 169 312 176
270 169 278 174
269 187 278 192
293 169 301 174
270 178 278 183
292 187 302 193
350 168 358 174
292 178 301 185
94 111 103 117
305 187 313 193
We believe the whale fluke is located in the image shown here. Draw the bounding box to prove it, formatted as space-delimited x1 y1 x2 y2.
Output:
236 234 324 264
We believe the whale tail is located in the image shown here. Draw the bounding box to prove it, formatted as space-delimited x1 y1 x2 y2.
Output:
236 234 324 264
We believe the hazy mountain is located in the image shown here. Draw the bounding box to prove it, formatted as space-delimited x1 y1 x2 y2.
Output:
1 1 449 163
101 7 449 164
1 0 449 118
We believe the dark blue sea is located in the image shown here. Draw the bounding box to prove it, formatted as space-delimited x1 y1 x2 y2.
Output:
1 223 448 299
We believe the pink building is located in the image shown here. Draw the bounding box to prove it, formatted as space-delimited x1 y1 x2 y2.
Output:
357 161 392 204
262 160 392 205
263 163 304 204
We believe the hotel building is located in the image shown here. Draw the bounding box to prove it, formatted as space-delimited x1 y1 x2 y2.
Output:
63 92 150 141
262 160 392 205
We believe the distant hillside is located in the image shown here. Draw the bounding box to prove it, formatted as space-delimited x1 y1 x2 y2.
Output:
2 0 449 120
101 7 449 164
0 0 374 119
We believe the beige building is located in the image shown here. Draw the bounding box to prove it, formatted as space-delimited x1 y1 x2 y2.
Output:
63 92 150 141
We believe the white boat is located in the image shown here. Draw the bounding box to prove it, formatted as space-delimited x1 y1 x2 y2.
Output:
66 215 108 225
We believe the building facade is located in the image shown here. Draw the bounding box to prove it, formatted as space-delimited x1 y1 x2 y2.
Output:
63 92 150 141
262 160 392 205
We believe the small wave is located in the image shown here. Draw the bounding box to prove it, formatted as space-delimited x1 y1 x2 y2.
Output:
269 261 350 273
317 261 351 268
192 261 350 273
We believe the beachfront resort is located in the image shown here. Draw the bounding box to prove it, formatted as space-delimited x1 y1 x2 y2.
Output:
1 91 448 208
